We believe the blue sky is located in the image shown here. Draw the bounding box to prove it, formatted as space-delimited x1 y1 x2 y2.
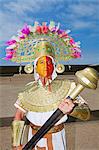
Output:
0 0 99 66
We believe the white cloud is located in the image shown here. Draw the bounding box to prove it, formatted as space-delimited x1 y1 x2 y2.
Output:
4 0 64 15
0 0 65 41
0 0 99 42
0 10 23 41
4 1 40 15
56 1 98 31
68 3 98 18
71 20 96 29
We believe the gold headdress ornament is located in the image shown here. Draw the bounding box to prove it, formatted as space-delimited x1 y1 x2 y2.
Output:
5 21 81 73
34 40 55 58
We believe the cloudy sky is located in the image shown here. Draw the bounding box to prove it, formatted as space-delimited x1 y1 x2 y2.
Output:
0 0 99 65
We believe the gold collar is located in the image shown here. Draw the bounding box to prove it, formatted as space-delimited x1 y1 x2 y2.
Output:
18 79 71 112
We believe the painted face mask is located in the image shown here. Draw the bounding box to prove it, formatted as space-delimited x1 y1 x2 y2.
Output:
36 56 54 78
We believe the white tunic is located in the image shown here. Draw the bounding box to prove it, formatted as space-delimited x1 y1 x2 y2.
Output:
26 111 68 150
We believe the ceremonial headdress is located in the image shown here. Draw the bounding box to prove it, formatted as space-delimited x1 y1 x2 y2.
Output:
5 21 81 73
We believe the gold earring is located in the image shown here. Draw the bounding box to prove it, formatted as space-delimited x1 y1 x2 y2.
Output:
56 64 65 73
24 64 33 74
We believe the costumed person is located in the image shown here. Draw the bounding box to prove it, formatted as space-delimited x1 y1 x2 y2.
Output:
5 21 91 150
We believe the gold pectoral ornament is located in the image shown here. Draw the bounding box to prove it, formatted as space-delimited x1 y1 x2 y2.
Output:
17 79 71 112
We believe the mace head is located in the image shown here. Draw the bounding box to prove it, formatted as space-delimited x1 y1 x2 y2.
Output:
75 67 99 89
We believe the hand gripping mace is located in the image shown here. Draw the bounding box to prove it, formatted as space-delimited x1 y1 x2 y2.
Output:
23 67 99 150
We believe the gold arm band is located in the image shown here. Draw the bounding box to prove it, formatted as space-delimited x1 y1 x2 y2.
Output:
12 120 25 147
70 103 91 121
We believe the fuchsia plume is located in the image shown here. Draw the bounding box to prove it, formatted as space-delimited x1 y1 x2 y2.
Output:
21 24 30 35
6 39 16 46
